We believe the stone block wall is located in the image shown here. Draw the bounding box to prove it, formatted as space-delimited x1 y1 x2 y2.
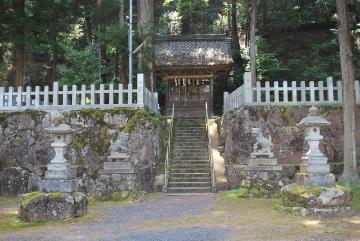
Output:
220 106 360 189
0 109 163 196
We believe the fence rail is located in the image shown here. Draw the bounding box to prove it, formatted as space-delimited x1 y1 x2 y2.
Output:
0 74 159 114
224 72 360 112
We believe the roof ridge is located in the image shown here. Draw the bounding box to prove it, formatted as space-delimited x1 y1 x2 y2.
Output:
156 34 231 42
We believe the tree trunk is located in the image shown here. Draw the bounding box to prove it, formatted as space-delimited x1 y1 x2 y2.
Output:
117 0 127 84
249 0 257 86
85 16 93 44
137 0 154 91
48 7 58 85
14 0 25 87
230 0 240 51
97 0 103 83
336 0 359 181
181 16 191 34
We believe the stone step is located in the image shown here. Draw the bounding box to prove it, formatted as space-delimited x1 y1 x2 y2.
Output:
169 176 211 182
173 148 208 152
175 134 207 138
174 138 208 142
173 142 208 146
167 187 211 193
172 153 208 156
168 182 211 187
172 148 208 153
172 152 208 155
175 131 206 134
172 156 209 160
170 172 210 177
171 163 210 168
171 168 210 173
171 159 209 163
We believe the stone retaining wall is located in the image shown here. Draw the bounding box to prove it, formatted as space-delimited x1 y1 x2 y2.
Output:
220 106 360 189
0 109 163 196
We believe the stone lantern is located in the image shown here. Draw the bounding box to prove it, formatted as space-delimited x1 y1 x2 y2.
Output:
295 106 335 186
41 123 77 192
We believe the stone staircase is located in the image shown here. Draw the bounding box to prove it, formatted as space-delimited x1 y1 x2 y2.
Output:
167 117 212 193
167 102 207 117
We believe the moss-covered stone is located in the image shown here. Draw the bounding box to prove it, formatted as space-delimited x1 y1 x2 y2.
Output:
281 183 352 208
20 192 46 208
19 192 87 222
281 184 323 207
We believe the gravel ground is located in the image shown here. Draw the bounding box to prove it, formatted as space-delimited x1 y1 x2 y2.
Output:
0 194 358 241
0 194 233 241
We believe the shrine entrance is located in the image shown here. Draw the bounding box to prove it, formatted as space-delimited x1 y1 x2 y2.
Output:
166 76 213 108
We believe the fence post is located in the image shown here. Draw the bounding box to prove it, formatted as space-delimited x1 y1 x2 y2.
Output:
356 80 360 104
53 82 59 106
119 84 123 105
109 84 114 105
274 81 279 103
63 85 68 106
283 81 288 103
154 92 159 113
71 85 77 105
44 86 49 106
8 87 13 107
16 86 22 107
100 84 104 105
310 81 315 102
35 86 40 106
291 81 297 103
0 87 3 107
223 92 229 112
327 77 334 102
137 73 144 107
81 85 86 105
244 72 252 104
25 86 31 107
90 84 95 105
318 81 324 102
337 80 342 102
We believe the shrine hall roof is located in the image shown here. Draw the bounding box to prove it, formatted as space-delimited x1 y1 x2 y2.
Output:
155 34 233 68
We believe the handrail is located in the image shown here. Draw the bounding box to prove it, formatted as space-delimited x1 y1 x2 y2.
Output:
205 102 216 192
163 103 174 192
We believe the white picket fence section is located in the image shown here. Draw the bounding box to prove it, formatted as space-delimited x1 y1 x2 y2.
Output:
224 72 360 112
0 74 159 114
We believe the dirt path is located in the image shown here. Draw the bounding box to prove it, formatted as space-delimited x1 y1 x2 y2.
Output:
0 194 359 241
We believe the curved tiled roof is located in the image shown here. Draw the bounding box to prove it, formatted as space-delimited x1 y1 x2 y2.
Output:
155 34 233 67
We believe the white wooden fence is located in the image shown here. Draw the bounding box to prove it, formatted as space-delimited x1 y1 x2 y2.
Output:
0 74 159 114
224 72 360 112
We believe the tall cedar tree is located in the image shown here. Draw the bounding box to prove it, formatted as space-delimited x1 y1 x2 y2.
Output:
336 0 359 181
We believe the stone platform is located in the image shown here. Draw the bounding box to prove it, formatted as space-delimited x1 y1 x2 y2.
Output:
40 179 78 193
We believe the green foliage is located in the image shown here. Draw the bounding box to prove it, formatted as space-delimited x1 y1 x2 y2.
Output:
57 43 99 85
256 37 289 82
123 109 161 133
339 179 360 212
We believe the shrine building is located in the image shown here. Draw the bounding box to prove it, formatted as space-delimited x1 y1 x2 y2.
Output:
155 34 233 115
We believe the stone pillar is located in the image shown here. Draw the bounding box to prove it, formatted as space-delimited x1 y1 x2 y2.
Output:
295 106 335 186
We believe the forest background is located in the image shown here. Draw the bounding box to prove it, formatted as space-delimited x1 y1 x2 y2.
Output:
1 0 359 92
